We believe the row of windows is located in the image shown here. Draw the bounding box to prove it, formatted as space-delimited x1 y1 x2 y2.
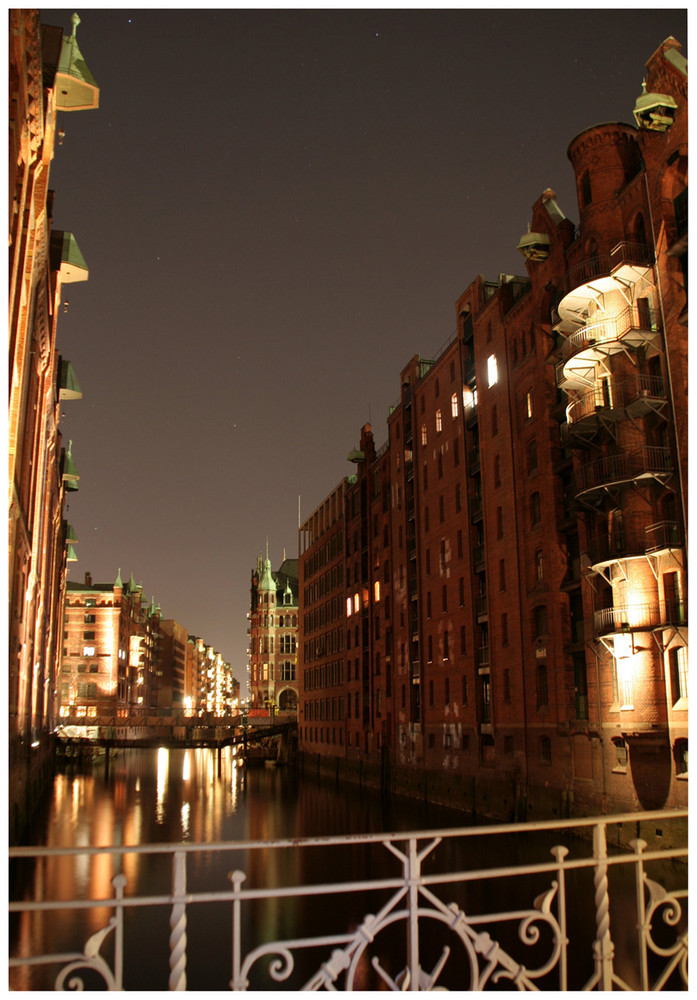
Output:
255 614 298 628
303 627 345 662
255 635 296 654
250 661 296 682
304 660 345 691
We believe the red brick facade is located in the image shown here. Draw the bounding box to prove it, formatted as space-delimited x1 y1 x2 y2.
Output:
297 38 687 821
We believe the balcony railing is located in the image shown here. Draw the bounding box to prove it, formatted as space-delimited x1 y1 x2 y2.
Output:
561 304 659 361
587 519 683 567
565 241 652 292
574 447 672 496
565 374 666 426
9 812 687 991
594 600 688 635
645 520 682 552
476 645 490 669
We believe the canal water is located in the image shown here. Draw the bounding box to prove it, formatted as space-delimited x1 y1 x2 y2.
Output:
10 747 686 991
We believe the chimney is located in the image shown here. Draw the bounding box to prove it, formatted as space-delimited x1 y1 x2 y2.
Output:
85 571 92 587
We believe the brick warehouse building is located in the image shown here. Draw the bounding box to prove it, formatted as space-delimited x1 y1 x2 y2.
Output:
9 11 99 842
248 548 300 716
297 37 687 825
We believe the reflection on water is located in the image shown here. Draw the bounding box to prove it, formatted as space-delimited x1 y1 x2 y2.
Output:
10 748 687 991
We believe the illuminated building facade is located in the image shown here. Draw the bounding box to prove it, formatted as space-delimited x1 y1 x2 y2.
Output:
248 549 300 716
187 636 235 716
9 10 98 841
297 37 687 822
60 571 161 718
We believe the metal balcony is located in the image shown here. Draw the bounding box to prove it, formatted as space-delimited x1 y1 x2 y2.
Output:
8 812 687 991
561 304 659 362
573 447 672 500
564 375 667 431
586 526 650 569
556 242 654 332
593 600 687 637
645 521 682 553
476 645 490 669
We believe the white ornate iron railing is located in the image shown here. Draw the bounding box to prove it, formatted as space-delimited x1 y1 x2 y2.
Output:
9 809 687 991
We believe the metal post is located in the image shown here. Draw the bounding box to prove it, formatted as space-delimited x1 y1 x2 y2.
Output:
405 837 420 989
229 869 246 990
630 838 650 990
169 851 187 990
592 821 615 989
112 873 127 990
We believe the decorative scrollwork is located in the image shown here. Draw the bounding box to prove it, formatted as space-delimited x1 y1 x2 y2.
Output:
54 919 118 991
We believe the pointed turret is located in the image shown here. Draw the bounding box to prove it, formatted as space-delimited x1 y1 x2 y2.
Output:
55 13 100 112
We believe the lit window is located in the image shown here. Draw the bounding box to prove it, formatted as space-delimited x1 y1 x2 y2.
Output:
421 425 427 446
346 597 352 617
436 410 442 433
451 393 458 418
354 593 360 614
374 580 380 602
669 646 688 704
487 354 498 387
83 646 95 656
526 389 534 419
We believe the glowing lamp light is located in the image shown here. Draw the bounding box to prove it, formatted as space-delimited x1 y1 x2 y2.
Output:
614 633 634 660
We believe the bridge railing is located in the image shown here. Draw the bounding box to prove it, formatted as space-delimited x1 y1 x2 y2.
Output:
9 809 687 991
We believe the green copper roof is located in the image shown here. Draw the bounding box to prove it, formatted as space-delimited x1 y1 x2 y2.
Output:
62 440 79 482
65 522 78 543
50 231 89 284
59 358 82 400
66 544 78 562
55 13 99 111
115 568 123 588
259 557 276 591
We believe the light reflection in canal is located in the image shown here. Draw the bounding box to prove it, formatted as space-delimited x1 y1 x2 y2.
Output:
9 747 687 991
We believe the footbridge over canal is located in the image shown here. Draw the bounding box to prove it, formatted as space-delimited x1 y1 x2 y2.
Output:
55 720 297 765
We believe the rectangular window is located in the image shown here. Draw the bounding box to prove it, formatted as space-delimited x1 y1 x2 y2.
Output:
436 409 443 433
451 393 458 418
443 630 449 660
487 354 498 387
526 389 534 419
460 625 467 655
531 492 541 525
536 662 548 708
445 677 450 704
669 646 688 704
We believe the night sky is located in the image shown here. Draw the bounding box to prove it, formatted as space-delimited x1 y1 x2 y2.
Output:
41 7 687 685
